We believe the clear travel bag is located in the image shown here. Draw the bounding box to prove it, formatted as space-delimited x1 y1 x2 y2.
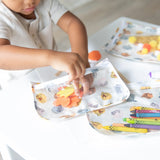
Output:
104 18 160 63
32 58 130 121
88 79 160 136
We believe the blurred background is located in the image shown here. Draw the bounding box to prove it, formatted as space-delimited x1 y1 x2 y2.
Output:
55 0 160 51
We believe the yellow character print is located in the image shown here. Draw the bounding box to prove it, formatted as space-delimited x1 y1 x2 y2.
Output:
36 93 47 103
111 71 117 78
101 92 112 100
93 108 106 116
90 121 103 129
140 86 151 90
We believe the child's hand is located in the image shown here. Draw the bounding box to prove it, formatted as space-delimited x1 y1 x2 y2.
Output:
73 74 95 96
49 51 86 81
81 74 95 95
48 51 95 96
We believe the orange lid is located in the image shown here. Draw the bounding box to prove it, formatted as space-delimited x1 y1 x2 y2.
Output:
88 50 101 61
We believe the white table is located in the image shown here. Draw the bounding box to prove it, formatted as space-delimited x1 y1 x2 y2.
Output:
0 17 160 160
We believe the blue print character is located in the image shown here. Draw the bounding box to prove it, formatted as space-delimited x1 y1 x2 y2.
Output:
51 106 64 114
111 110 122 118
114 84 122 94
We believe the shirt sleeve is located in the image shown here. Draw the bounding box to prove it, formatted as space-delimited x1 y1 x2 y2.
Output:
49 0 68 24
0 18 11 40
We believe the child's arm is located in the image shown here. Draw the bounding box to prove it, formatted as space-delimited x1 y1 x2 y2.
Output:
57 11 89 67
0 39 85 81
57 11 93 95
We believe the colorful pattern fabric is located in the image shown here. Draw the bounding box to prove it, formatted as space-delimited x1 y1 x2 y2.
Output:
87 80 160 135
33 58 130 120
104 19 160 63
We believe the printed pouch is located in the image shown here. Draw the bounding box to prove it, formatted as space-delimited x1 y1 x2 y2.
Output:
87 79 160 136
104 18 160 63
33 58 130 121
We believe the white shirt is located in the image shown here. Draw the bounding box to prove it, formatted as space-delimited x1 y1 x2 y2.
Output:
0 0 68 88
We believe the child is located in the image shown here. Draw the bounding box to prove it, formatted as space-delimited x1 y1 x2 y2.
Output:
0 0 92 94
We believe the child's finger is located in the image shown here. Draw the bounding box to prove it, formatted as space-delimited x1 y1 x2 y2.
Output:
68 62 84 81
88 87 96 95
74 63 83 78
79 62 86 77
88 73 94 86
73 79 80 95
76 56 86 77
81 76 90 95
81 74 95 95
68 66 77 82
